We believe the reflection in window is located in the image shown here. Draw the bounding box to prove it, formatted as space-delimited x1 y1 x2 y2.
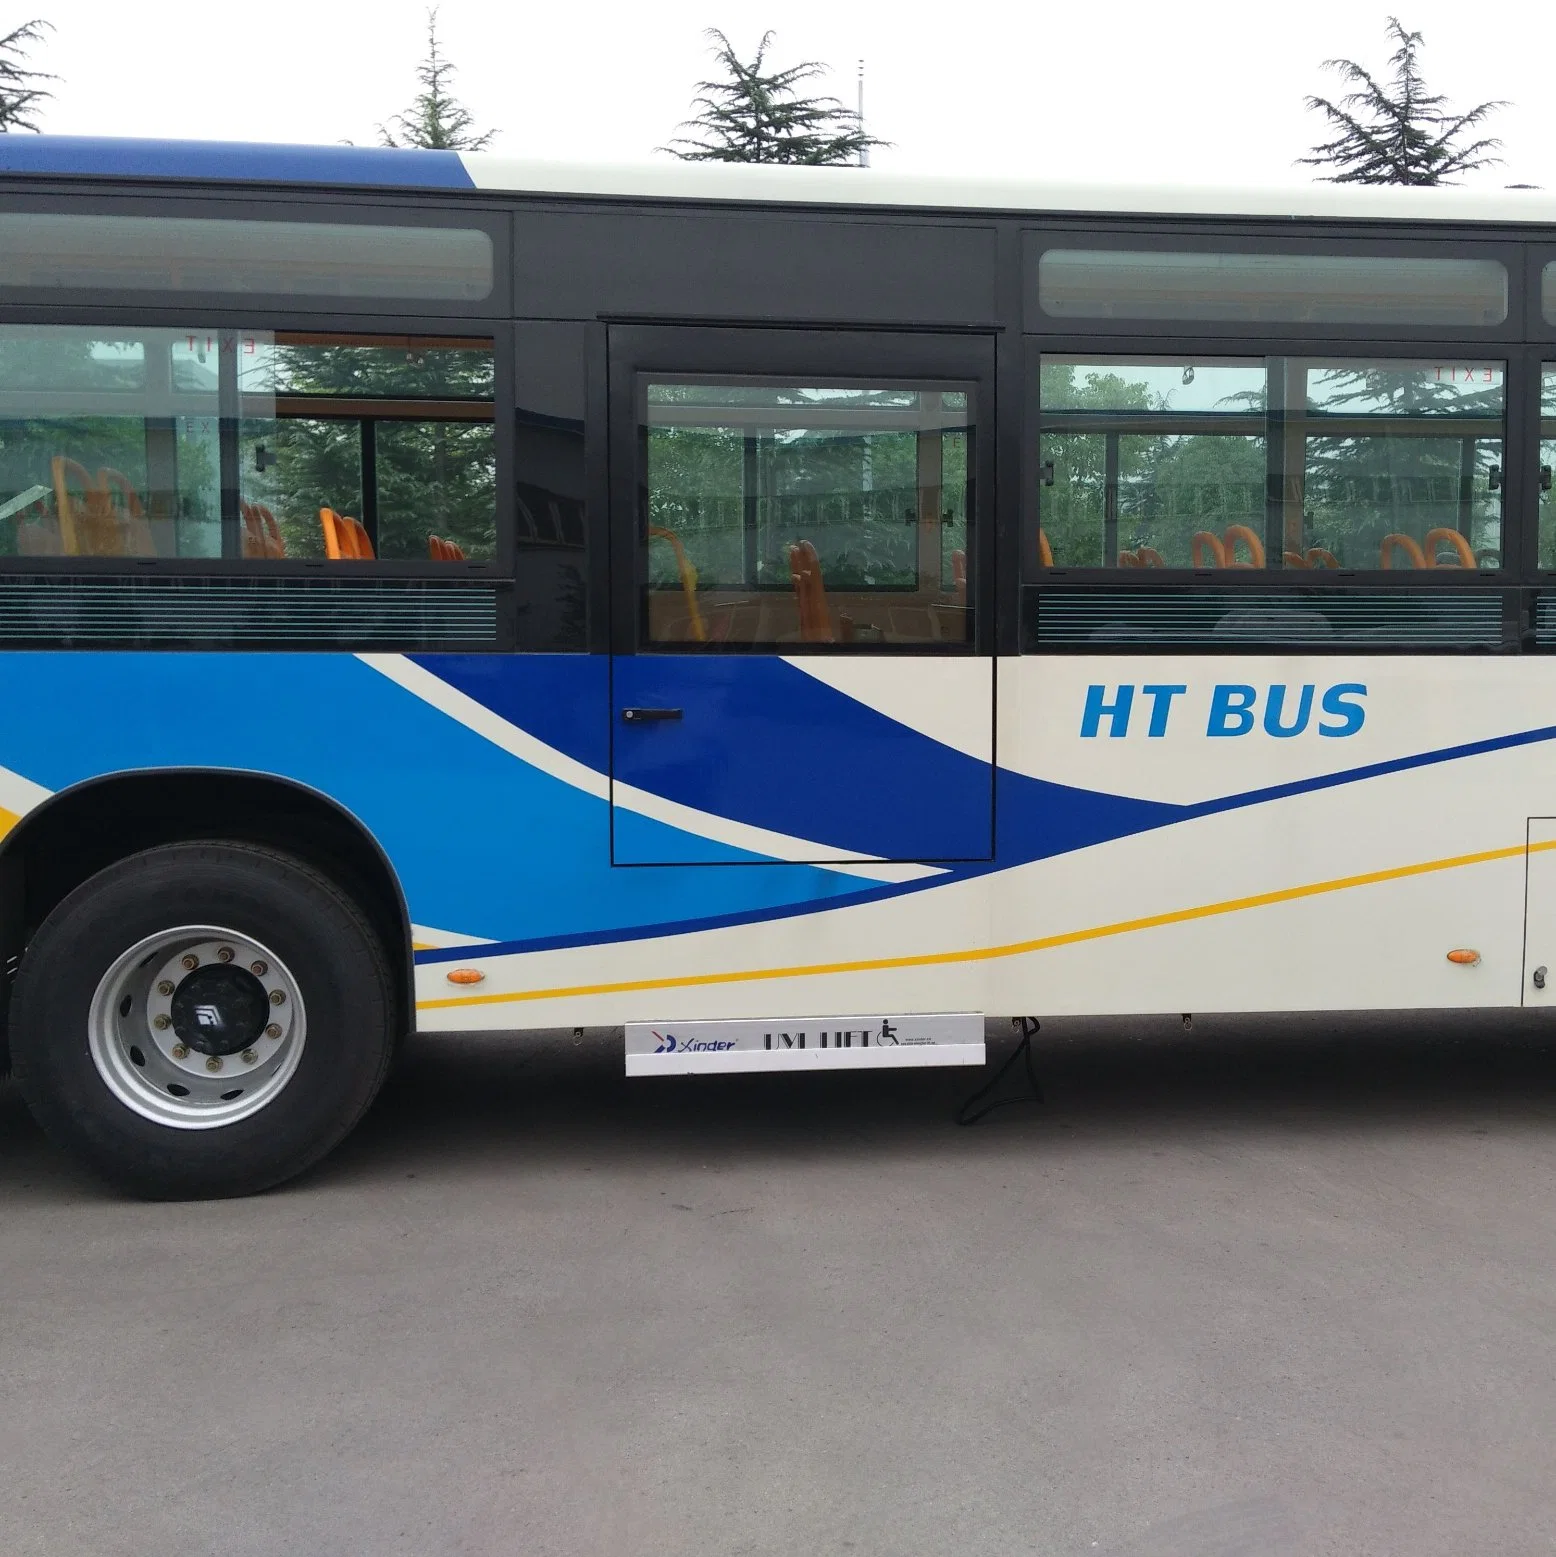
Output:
1037 356 1504 572
0 326 496 564
239 334 495 562
0 325 220 559
1541 365 1556 568
1545 262 1556 326
642 381 972 647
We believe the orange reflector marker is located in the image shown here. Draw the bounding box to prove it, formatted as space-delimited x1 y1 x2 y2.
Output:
446 968 486 985
1446 949 1481 966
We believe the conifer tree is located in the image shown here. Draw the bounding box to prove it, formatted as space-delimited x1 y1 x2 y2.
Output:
1300 17 1503 184
0 19 54 133
380 7 495 152
664 29 885 165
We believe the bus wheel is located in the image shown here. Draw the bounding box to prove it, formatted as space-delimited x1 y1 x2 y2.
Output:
10 841 396 1200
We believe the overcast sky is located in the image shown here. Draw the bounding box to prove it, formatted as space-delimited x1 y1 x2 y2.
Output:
25 0 1555 189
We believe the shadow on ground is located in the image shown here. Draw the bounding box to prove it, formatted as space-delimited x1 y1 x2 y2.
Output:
4 1010 1556 1199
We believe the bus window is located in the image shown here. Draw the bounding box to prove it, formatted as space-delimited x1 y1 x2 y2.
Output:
641 380 972 647
1544 262 1556 326
1301 358 1503 571
1038 357 1267 569
0 325 495 564
1540 365 1556 568
1036 355 1505 572
238 333 496 563
0 324 219 560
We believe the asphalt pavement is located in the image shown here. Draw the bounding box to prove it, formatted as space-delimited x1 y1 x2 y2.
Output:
3 1013 1555 1557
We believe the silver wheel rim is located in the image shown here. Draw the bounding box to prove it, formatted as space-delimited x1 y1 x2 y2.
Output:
88 925 307 1131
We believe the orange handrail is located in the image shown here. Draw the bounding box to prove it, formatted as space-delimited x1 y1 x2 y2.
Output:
647 524 707 643
951 548 967 606
1380 533 1427 569
1038 530 1053 568
1423 527 1475 569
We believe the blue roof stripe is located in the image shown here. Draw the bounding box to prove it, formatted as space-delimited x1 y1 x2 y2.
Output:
0 135 474 189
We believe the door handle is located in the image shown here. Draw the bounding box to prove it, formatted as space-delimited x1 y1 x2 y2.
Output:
621 707 683 724
1534 965 1547 990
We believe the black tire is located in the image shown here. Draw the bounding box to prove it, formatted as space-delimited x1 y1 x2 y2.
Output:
10 841 396 1199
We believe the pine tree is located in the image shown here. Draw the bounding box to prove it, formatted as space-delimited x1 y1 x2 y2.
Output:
664 29 886 165
379 7 495 152
1300 17 1503 184
0 19 54 133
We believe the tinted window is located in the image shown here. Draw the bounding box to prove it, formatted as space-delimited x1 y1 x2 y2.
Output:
1545 262 1556 326
641 380 972 648
1037 249 1508 327
0 325 495 564
0 212 492 300
1037 355 1504 572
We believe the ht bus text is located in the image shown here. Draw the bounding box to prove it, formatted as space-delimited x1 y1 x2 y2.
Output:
1080 684 1367 739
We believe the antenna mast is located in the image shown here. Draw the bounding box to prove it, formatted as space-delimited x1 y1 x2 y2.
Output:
857 60 868 168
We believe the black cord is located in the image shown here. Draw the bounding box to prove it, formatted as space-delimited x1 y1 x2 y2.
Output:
956 1016 1044 1126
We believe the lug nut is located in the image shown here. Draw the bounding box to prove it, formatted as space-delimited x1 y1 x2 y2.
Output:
205 1056 222 1073
265 1023 282 1039
241 1049 257 1065
269 990 286 1006
181 954 198 971
153 1014 171 1030
250 961 267 977
157 979 175 996
170 1043 189 1060
216 946 234 963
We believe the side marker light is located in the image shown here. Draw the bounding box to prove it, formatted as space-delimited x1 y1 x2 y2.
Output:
447 968 485 985
1446 949 1481 966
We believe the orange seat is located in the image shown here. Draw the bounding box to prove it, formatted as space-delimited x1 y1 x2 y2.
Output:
320 508 374 560
1191 531 1227 568
1223 524 1265 569
1423 527 1475 568
1305 547 1339 569
1038 530 1053 568
52 456 125 556
1380 533 1427 569
788 539 834 644
951 548 967 606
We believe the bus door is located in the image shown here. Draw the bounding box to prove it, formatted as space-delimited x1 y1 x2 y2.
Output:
607 326 996 867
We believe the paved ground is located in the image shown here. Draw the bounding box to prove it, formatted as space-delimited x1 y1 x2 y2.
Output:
3 1014 1556 1557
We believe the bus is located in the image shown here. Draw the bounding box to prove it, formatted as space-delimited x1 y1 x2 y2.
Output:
0 135 1553 1198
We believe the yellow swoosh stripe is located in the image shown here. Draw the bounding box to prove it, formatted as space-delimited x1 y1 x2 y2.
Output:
419 837 1549 1011
0 804 18 842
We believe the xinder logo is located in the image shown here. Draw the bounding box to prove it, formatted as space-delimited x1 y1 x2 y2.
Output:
1080 683 1367 740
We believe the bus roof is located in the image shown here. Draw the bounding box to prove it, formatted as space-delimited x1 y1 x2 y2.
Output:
1 134 1553 227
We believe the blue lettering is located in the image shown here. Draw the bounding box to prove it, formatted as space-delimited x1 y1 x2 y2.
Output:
1263 684 1315 738
1207 684 1257 737
1319 683 1368 737
1081 684 1134 739
1140 683 1187 737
